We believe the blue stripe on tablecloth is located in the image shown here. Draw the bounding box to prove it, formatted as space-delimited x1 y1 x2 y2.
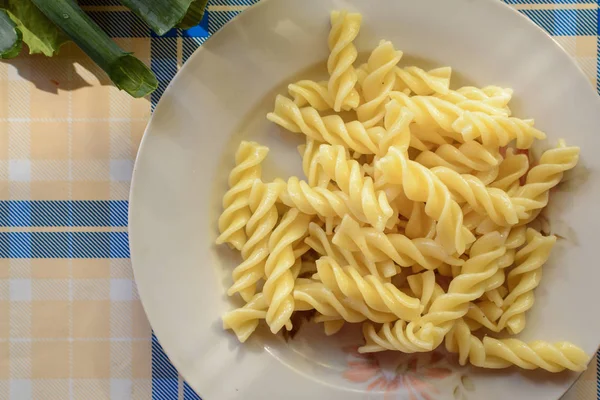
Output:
519 9 597 36
210 0 260 5
597 352 600 399
151 37 179 105
0 232 129 258
184 382 202 400
506 0 596 3
0 201 128 227
597 17 600 95
208 10 242 34
152 333 180 400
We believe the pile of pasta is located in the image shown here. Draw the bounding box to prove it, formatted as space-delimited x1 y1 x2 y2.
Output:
216 10 587 372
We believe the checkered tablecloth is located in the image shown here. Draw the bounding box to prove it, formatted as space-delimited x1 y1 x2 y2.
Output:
0 0 598 399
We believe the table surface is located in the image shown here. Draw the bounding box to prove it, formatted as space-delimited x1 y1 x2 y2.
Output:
0 0 599 399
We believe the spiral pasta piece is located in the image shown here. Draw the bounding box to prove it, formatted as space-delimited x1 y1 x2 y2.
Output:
263 208 312 333
294 280 397 323
406 270 443 313
430 166 525 226
228 181 281 301
479 227 525 307
318 144 394 231
405 202 436 240
288 80 333 111
415 141 501 175
360 320 438 353
436 86 512 116
490 148 530 195
356 40 402 128
277 176 349 218
225 266 300 342
453 86 513 108
222 293 269 343
267 95 379 155
305 222 397 279
376 145 473 254
464 301 504 332
511 140 580 217
483 338 588 372
447 317 589 372
497 229 556 334
389 91 464 142
410 124 453 150
394 66 451 96
333 215 464 271
445 318 508 368
317 257 422 320
328 11 362 111
378 231 508 351
452 111 546 149
314 314 346 336
378 99 414 157
300 138 330 187
424 231 506 327
216 141 269 250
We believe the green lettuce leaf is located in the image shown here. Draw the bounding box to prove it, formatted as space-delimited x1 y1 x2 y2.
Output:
31 0 157 97
3 0 69 57
0 8 22 59
178 0 210 30
120 0 209 36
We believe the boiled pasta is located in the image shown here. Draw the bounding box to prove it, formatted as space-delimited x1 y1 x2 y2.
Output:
216 9 587 374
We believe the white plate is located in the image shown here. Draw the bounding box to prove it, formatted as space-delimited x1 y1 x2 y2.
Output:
129 0 600 399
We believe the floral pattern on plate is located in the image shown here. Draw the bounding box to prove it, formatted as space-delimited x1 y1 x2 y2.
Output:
342 346 475 399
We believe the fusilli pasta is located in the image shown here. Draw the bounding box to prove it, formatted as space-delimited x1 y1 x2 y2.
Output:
446 319 587 372
430 166 525 226
316 257 422 320
228 180 280 302
318 144 394 231
263 208 312 333
288 80 332 111
294 279 397 323
490 147 530 195
356 40 402 127
376 145 474 254
333 215 464 271
415 141 501 175
328 11 362 111
218 9 587 375
452 111 547 149
389 91 464 142
394 66 451 96
443 85 513 109
511 140 580 218
216 141 269 250
498 229 556 334
267 95 379 155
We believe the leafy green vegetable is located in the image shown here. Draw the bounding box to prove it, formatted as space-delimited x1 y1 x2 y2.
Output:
119 0 208 36
3 0 69 57
178 0 210 30
0 8 22 59
31 0 158 98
